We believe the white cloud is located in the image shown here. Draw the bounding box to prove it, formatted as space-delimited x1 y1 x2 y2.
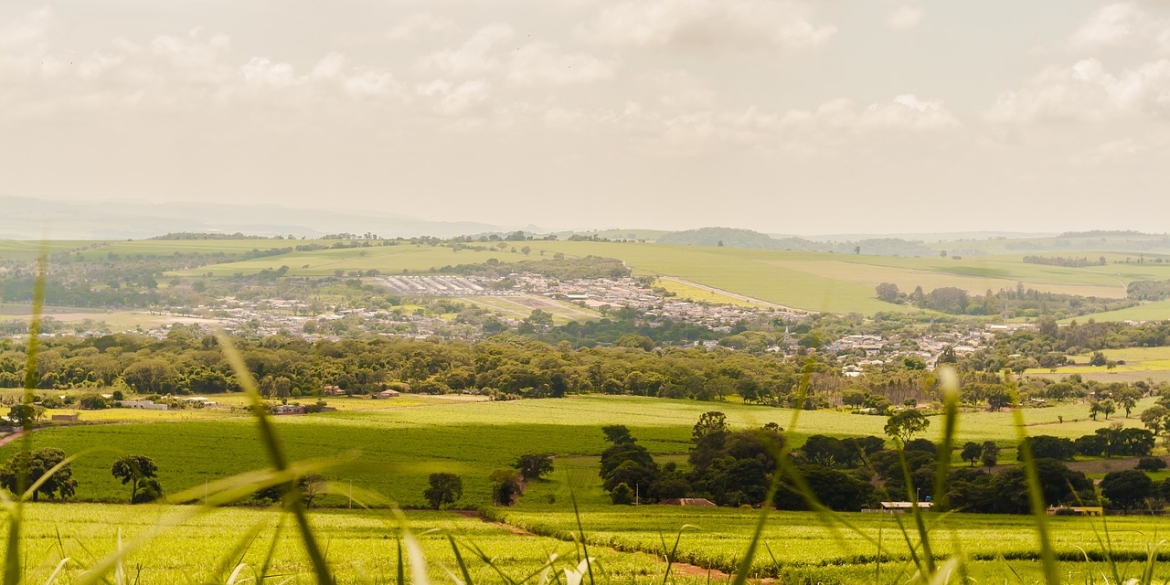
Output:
781 94 960 132
506 43 615 85
987 58 1170 123
415 78 491 115
0 7 52 47
418 24 512 77
886 6 925 31
239 57 299 88
1072 3 1140 48
579 0 835 52
386 13 460 42
1067 137 1147 166
1070 3 1170 52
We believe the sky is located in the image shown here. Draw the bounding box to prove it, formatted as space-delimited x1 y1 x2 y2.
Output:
2 0 1170 235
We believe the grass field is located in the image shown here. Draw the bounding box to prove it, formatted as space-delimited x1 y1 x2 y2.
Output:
464 295 598 324
3 395 1150 509
1029 346 1170 382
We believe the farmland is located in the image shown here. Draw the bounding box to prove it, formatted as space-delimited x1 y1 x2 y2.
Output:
12 503 681 585
2 395 1152 507
6 236 1170 318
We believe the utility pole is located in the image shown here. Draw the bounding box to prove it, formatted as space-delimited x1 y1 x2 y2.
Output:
348 480 353 510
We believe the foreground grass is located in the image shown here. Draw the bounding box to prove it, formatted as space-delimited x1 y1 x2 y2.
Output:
8 504 684 585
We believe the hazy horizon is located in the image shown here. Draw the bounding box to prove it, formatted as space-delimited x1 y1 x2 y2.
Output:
4 1 1170 233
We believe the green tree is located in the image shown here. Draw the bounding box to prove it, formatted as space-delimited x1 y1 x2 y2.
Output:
111 455 160 504
423 473 463 510
6 404 42 427
610 482 634 505
515 454 554 481
980 441 999 472
0 448 76 502
1100 470 1154 510
960 442 982 467
121 359 179 394
601 425 634 445
884 409 930 444
1117 388 1141 418
489 469 522 506
692 411 728 441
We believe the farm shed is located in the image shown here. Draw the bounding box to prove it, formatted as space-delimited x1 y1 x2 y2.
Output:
660 498 716 507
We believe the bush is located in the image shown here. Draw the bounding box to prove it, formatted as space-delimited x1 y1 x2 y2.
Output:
1136 457 1167 471
610 482 634 505
78 393 107 410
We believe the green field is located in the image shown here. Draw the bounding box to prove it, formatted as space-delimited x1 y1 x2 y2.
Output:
10 504 682 585
3 395 1151 508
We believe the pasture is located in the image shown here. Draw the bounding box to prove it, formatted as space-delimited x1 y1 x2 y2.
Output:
1029 346 1170 383
2 395 1149 508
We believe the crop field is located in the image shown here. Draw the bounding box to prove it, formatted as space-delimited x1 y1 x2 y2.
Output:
11 503 681 585
0 240 101 260
493 502 1170 581
2 395 1150 508
464 295 599 323
1029 346 1170 383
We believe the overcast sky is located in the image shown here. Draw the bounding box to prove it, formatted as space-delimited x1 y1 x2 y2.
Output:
2 1 1169 234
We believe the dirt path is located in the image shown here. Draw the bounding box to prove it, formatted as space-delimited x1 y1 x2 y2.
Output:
0 430 26 448
658 276 811 314
448 510 730 580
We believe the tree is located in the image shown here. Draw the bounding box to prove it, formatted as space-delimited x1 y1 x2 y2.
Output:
121 358 179 394
610 482 634 505
0 448 76 502
875 283 901 303
692 411 728 441
7 404 42 427
1089 400 1103 421
1141 405 1170 437
515 454 554 481
1117 388 1141 418
423 473 463 510
841 389 866 410
1102 399 1116 420
1100 470 1154 510
601 425 634 445
1090 351 1107 367
111 455 160 504
884 410 930 444
980 441 999 472
489 469 522 506
961 442 982 467
1019 436 1076 461
255 474 325 508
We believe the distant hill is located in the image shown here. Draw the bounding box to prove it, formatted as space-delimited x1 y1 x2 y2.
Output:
657 227 937 257
0 196 512 240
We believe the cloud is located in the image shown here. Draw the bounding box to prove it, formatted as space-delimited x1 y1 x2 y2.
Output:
0 7 52 47
415 79 491 115
986 58 1170 123
886 6 925 30
781 94 960 132
386 13 460 42
418 24 512 77
1070 3 1170 52
506 42 615 85
578 0 835 52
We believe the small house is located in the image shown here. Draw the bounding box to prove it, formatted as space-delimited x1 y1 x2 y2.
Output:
51 414 80 422
323 385 346 396
877 501 931 514
372 389 401 399
272 404 305 415
1047 506 1103 516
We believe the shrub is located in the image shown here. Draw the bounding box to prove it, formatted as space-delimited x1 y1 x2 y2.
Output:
610 482 634 505
1136 457 1167 471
